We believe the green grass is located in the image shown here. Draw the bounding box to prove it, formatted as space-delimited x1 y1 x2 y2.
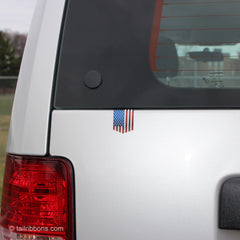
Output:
0 94 14 205
0 95 14 115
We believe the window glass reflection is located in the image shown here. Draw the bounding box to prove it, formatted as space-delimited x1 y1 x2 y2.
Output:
152 0 240 88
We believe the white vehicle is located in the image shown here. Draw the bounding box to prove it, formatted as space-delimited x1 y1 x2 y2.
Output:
1 0 240 240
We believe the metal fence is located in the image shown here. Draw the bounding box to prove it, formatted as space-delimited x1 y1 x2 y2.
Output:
0 76 18 80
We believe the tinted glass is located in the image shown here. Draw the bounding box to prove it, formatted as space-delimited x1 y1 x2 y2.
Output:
55 0 240 108
152 0 240 88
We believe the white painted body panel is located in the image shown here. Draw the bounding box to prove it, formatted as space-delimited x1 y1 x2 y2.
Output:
6 0 240 239
7 0 65 155
50 110 240 240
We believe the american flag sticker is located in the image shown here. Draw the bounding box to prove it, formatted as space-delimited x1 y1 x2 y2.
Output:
113 110 134 134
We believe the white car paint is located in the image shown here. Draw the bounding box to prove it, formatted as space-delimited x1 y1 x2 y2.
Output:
7 0 66 155
50 110 240 240
5 0 240 239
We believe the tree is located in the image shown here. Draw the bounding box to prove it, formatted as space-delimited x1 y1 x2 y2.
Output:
3 31 27 57
0 31 22 76
0 31 22 91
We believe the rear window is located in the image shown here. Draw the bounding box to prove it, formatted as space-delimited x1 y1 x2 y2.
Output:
152 0 240 89
54 0 240 108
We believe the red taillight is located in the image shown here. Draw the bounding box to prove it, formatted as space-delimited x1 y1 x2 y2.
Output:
0 154 73 240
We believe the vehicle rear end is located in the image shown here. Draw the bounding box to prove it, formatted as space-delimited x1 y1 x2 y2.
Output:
2 0 240 240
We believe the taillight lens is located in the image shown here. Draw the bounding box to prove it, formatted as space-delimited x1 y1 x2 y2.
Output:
0 154 73 240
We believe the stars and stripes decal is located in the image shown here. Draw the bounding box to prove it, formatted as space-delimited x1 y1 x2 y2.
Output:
113 110 134 134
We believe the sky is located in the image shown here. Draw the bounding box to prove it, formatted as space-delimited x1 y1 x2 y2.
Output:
0 0 37 33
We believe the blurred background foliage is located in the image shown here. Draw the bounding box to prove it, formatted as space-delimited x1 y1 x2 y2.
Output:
0 31 26 75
